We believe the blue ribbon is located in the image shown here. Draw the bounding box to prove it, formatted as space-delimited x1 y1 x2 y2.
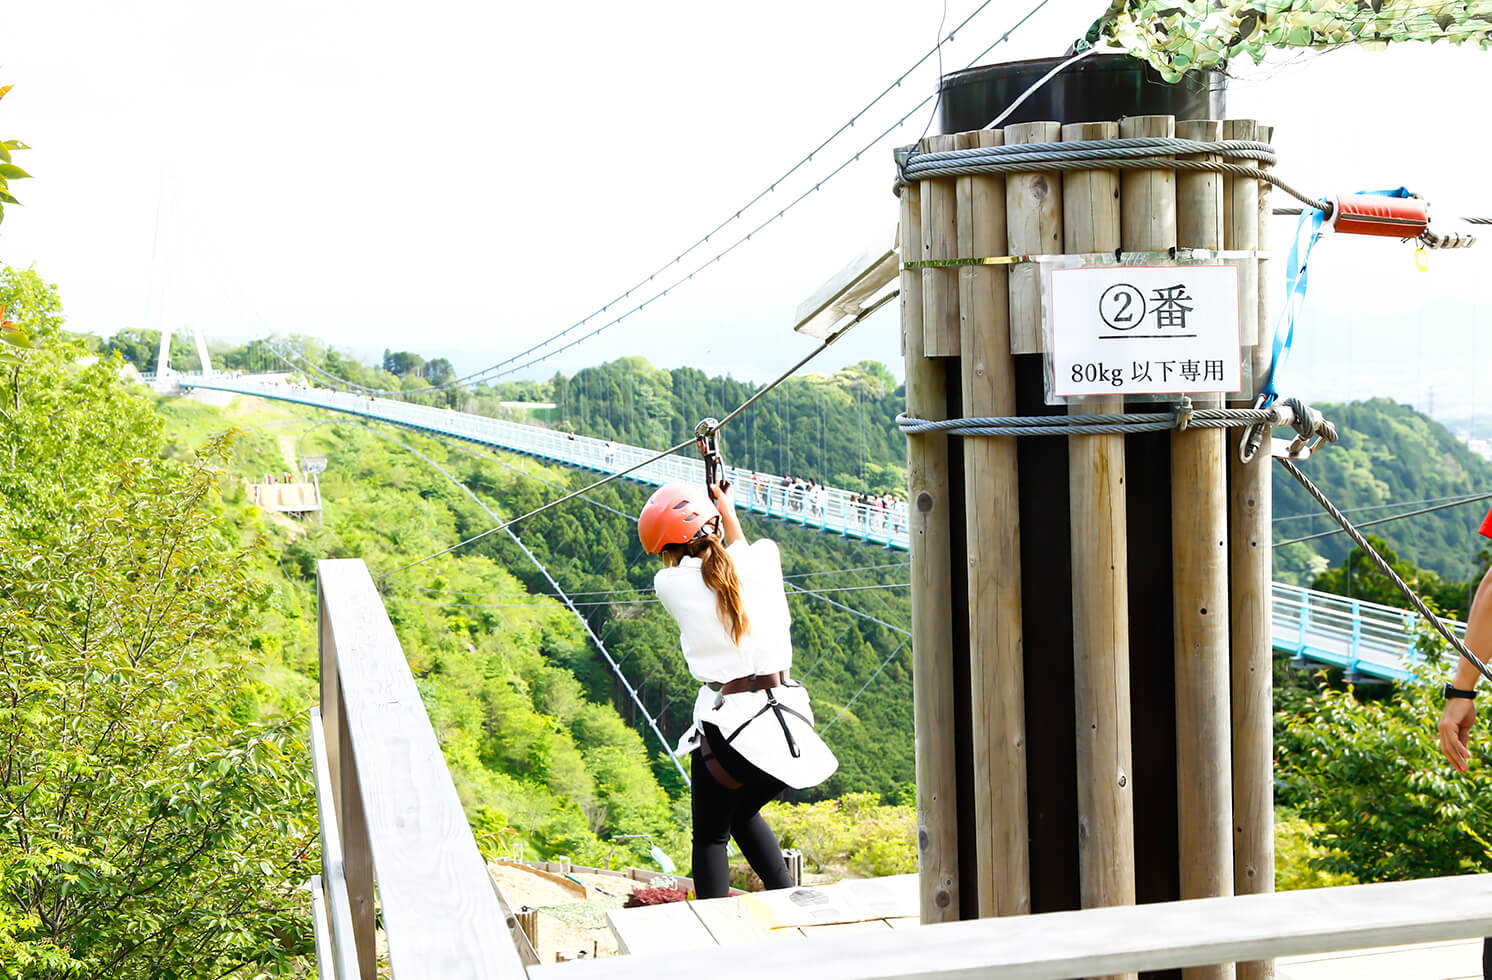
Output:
1258 187 1413 408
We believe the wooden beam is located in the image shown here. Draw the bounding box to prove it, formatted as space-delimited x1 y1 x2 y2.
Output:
527 875 1492 980
955 126 1029 919
902 178 961 923
1228 117 1275 980
1171 118 1235 980
920 134 961 356
317 559 526 979
1062 121 1136 980
1003 121 1062 354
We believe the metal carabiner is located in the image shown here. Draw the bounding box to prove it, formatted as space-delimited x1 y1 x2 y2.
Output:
694 417 729 497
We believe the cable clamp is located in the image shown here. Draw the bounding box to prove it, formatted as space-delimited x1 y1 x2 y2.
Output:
1268 396 1338 461
1173 396 1194 432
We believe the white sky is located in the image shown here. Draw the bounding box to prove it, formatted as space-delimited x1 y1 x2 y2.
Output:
1 1 1489 422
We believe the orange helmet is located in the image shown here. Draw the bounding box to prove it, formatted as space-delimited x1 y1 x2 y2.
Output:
638 483 720 554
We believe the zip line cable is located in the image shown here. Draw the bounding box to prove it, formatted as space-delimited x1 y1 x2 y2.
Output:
1272 489 1492 548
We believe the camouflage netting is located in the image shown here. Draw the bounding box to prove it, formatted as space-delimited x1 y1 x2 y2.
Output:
1089 0 1492 82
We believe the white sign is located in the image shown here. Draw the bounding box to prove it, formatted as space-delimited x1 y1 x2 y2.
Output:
1048 263 1241 398
301 456 328 474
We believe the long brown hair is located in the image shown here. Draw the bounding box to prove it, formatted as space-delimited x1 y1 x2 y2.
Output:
660 534 751 645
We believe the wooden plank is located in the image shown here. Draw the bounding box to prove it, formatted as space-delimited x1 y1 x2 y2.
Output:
920 133 961 356
529 874 1492 980
309 708 362 980
1225 117 1275 980
955 126 1029 920
1222 119 1259 347
839 874 921 920
488 871 542 968
1003 121 1062 353
1171 118 1235 980
799 920 895 937
308 875 337 980
690 894 779 946
902 178 961 924
1062 121 1135 976
605 901 718 956
317 559 526 979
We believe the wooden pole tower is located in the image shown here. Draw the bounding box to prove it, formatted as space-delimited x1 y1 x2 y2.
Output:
899 55 1276 980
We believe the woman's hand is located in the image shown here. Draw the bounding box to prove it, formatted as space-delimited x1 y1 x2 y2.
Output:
708 480 735 512
1439 698 1477 773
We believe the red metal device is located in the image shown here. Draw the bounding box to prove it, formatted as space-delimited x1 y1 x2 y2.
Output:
1328 194 1430 238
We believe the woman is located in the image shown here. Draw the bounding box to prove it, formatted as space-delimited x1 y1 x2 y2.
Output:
639 480 837 898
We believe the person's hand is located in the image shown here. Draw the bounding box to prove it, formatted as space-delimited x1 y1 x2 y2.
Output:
708 480 734 511
1439 698 1477 773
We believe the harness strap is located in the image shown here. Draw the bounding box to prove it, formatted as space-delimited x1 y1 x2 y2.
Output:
698 726 743 790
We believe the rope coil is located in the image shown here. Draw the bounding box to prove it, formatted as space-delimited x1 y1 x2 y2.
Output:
895 137 1329 215
897 406 1275 438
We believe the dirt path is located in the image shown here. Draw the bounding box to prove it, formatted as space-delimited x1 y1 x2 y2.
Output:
489 864 651 963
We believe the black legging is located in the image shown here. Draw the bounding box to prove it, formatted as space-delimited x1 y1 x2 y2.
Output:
690 724 795 899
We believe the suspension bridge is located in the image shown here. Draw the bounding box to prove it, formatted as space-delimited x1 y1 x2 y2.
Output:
161 370 1464 684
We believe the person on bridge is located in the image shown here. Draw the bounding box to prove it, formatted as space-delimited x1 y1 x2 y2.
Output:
1435 504 1492 979
639 480 837 898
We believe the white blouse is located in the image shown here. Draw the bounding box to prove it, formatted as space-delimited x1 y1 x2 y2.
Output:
653 537 838 790
652 538 793 684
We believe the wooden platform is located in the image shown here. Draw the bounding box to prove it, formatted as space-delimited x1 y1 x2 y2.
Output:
1277 938 1482 979
602 875 920 955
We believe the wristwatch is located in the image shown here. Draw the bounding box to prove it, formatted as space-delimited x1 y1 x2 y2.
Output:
1443 683 1477 701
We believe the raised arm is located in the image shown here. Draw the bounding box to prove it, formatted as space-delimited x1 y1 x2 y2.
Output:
710 480 746 547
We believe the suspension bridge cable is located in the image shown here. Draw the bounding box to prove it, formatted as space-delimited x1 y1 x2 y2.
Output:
424 0 1016 392
1273 489 1492 548
329 0 1054 395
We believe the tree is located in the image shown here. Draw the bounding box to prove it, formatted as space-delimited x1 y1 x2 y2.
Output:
1277 673 1492 883
0 270 315 978
100 328 195 373
422 357 455 386
1312 534 1472 619
382 349 425 378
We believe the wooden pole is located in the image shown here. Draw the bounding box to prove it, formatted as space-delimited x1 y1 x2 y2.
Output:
1003 122 1062 354
1061 122 1136 974
1228 118 1275 980
1171 117 1235 980
922 134 961 358
956 127 1030 918
902 177 960 923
